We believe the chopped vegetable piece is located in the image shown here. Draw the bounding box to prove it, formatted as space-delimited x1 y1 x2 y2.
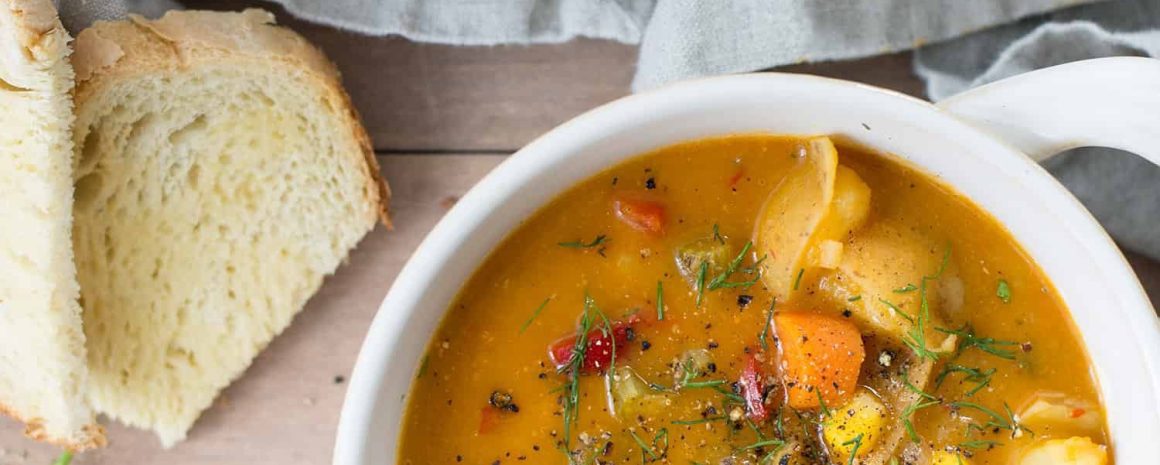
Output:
774 312 865 409
674 236 731 286
1018 392 1102 436
997 278 1012 303
823 389 887 461
478 406 500 434
608 366 670 420
547 314 639 374
1018 437 1107 465
737 355 768 422
613 197 666 235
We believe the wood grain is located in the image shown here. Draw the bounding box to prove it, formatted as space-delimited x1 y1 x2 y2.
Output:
0 155 505 465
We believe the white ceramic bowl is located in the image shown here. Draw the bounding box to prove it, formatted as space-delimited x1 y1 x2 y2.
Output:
335 57 1160 464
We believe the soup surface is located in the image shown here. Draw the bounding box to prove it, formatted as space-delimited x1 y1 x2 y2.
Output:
399 135 1109 465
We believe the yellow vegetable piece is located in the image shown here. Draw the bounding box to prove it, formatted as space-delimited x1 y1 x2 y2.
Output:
823 389 888 461
1018 392 1102 437
816 222 953 347
755 136 838 298
755 137 872 298
931 450 972 465
1019 437 1108 465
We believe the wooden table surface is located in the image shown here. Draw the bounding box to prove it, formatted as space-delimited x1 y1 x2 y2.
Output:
2 1 1158 464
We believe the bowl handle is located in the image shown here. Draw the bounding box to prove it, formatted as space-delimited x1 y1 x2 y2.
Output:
937 57 1160 167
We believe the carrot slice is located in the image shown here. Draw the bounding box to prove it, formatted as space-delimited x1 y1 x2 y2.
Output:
613 197 666 235
773 312 865 409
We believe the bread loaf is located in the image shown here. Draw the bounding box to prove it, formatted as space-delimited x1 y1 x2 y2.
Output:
0 0 104 450
70 9 388 446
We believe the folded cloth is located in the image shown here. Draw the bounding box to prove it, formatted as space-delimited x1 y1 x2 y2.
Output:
916 0 1160 262
58 0 1159 262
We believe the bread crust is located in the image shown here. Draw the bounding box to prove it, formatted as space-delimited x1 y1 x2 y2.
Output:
0 0 106 451
0 400 107 451
72 8 391 226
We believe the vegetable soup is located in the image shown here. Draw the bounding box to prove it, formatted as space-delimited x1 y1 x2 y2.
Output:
398 135 1109 465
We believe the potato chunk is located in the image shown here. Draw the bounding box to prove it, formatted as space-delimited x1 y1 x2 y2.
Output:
823 389 888 461
1019 437 1108 465
1018 391 1102 437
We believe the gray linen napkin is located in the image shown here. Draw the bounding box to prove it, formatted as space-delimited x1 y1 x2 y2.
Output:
57 0 1160 262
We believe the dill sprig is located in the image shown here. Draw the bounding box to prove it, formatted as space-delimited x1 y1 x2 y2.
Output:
936 364 996 397
559 294 613 450
902 399 940 442
558 234 607 248
672 416 726 426
695 261 709 306
842 433 865 465
758 297 777 351
792 268 805 291
737 439 786 451
52 452 73 465
903 247 951 361
893 284 918 293
815 389 832 418
936 325 1020 360
708 242 762 290
655 280 665 321
951 401 1032 437
520 298 551 334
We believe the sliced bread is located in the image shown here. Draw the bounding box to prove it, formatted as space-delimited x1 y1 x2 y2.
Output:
70 9 388 446
0 0 104 450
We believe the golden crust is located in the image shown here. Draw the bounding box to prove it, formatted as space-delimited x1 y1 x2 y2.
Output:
0 0 106 450
71 8 390 224
0 399 106 452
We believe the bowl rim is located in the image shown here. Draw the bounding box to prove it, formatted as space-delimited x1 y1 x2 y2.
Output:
334 71 1160 465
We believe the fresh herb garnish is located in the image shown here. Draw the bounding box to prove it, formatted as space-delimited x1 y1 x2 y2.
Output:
903 247 951 361
902 399 940 442
558 235 607 248
627 428 668 463
902 372 939 402
936 364 996 397
656 280 665 321
951 401 1031 437
997 279 1012 303
842 433 865 465
936 325 1020 360
520 298 551 334
52 452 73 465
815 389 832 418
738 439 786 451
672 416 726 425
959 439 1002 450
893 284 918 293
758 297 777 351
879 298 913 324
708 242 761 290
559 294 608 450
712 224 726 244
695 261 709 307
792 268 804 291
847 295 862 302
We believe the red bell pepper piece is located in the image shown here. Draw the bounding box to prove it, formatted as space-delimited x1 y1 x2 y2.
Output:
728 169 745 190
478 406 500 434
738 355 768 422
548 315 640 374
613 197 666 235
